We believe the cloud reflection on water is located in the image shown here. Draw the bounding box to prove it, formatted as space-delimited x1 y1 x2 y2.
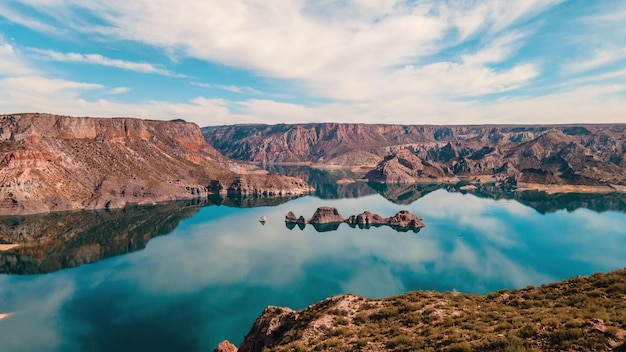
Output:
0 190 625 351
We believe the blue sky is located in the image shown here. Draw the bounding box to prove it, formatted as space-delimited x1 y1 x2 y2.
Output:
0 0 625 126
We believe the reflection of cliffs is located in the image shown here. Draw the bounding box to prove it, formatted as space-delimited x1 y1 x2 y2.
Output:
0 200 207 274
266 165 377 199
207 194 303 208
204 123 626 188
370 182 626 214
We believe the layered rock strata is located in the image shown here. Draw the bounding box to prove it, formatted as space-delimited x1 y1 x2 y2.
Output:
203 123 626 188
0 113 312 215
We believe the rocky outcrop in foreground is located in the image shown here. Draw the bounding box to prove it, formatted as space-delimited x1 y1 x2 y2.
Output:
213 340 238 352
285 207 425 232
224 269 626 351
203 123 626 189
0 114 312 215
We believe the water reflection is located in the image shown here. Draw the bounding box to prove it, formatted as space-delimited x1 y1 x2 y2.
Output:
0 200 208 275
0 190 625 351
268 165 626 214
266 165 377 199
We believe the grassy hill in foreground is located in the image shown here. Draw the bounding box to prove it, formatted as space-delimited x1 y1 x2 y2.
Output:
237 269 626 351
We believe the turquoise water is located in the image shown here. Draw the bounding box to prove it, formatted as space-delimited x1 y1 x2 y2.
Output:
1 189 626 351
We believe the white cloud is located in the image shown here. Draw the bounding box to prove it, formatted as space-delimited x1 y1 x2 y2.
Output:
563 48 626 75
107 86 132 94
191 82 261 95
1 1 624 125
0 40 35 76
28 49 185 77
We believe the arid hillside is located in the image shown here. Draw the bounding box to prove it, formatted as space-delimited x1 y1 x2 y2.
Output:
0 114 312 215
222 269 626 351
203 123 626 188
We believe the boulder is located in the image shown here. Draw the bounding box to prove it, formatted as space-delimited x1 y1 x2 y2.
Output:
285 211 298 223
345 211 387 226
387 210 425 229
213 340 238 352
308 206 345 224
296 216 307 225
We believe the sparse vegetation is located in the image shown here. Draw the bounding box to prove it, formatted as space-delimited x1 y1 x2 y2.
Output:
243 269 626 351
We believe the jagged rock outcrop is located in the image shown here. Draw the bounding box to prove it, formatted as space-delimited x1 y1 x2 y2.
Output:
238 306 297 352
203 123 626 188
0 113 313 215
308 206 345 224
284 211 298 222
231 270 626 351
365 149 446 183
345 211 386 226
386 210 424 229
213 340 238 352
285 207 425 232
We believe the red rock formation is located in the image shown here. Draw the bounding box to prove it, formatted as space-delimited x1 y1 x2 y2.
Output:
213 340 238 352
0 113 312 215
285 207 425 230
308 206 345 224
203 123 626 187
345 211 386 226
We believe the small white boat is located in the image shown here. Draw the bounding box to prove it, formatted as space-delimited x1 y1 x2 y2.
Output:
259 215 267 223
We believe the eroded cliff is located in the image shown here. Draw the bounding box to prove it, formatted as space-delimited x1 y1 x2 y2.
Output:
203 123 626 188
0 114 312 215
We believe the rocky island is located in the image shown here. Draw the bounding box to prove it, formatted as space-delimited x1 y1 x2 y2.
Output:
0 113 313 215
285 206 425 232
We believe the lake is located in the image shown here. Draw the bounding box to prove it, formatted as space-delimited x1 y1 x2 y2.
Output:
1 177 626 351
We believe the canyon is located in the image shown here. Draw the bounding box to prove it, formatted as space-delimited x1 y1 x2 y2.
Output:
0 114 312 215
203 123 626 190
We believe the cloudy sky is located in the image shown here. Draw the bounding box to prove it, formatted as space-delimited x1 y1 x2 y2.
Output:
0 0 625 126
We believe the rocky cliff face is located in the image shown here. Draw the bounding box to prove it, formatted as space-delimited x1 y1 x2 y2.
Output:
204 123 626 187
0 114 312 215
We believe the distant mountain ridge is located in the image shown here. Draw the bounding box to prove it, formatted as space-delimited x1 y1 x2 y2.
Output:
202 123 626 188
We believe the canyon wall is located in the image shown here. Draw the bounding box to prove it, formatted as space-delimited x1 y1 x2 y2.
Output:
0 114 312 215
203 123 626 187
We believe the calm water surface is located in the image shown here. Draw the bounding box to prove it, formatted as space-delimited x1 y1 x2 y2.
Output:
1 186 626 351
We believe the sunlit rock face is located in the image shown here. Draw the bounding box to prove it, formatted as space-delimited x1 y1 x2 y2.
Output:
308 206 345 224
203 123 626 187
0 113 312 215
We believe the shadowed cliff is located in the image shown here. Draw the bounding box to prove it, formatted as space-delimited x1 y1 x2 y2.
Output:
0 114 312 215
0 200 210 274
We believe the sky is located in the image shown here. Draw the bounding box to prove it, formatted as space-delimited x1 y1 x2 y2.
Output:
0 0 625 127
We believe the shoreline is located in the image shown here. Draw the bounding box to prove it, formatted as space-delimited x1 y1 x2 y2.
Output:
0 244 19 251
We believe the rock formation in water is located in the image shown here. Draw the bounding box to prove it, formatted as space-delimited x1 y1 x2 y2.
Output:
203 123 626 189
285 207 425 231
345 211 386 226
0 113 313 215
308 206 345 224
